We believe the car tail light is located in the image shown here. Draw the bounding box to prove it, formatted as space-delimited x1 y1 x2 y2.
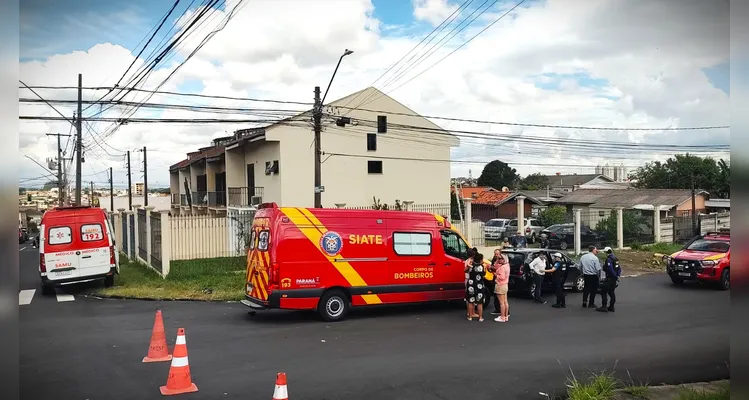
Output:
109 245 116 265
39 254 46 273
526 227 531 233
549 232 556 237
269 262 280 285
518 264 524 275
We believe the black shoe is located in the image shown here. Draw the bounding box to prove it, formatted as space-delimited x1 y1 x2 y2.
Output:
552 304 562 308
562 304 566 308
588 304 596 309
596 306 608 312
608 306 615 312
582 303 587 308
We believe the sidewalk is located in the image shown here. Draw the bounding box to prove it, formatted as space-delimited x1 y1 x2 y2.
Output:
612 380 729 400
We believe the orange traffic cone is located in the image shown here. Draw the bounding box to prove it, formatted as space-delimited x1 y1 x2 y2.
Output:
272 372 288 400
160 328 198 396
143 310 172 363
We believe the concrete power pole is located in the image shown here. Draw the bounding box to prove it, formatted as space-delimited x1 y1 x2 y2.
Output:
313 86 322 208
109 167 114 213
127 151 132 210
46 133 71 207
142 146 148 207
75 73 83 205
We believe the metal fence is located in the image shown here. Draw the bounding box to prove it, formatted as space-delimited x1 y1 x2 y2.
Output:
150 211 162 273
128 213 135 259
227 208 256 256
170 214 233 260
137 208 147 261
121 214 129 255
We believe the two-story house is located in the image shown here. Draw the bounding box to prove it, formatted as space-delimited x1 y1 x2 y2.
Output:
169 87 459 214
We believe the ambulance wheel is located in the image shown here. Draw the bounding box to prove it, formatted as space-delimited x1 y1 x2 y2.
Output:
318 289 349 322
41 282 55 296
104 275 114 288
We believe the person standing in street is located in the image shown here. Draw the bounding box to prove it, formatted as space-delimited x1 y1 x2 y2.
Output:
545 252 567 308
580 246 602 308
493 252 511 322
529 253 548 304
487 249 504 316
597 247 621 313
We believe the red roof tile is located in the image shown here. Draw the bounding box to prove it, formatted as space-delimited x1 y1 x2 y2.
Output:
169 159 190 171
472 191 515 205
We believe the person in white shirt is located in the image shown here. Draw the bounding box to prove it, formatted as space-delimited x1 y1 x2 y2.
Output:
528 253 548 304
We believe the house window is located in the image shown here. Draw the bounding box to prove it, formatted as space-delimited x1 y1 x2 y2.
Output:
368 160 383 174
393 232 432 256
367 133 377 151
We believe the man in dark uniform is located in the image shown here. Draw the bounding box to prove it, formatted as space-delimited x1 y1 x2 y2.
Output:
597 246 621 313
545 252 567 308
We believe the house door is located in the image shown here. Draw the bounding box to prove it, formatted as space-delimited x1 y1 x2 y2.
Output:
246 164 255 205
215 172 226 206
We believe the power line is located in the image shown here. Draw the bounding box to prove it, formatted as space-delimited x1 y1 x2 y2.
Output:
321 151 647 168
363 0 528 105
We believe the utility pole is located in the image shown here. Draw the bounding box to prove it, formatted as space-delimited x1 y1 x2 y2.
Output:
313 86 322 208
75 74 83 206
142 146 148 207
691 172 698 236
90 181 94 206
46 133 71 207
127 151 132 210
109 167 114 213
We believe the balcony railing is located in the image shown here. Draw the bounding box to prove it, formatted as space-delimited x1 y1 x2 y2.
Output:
207 191 226 207
192 191 207 207
228 187 264 207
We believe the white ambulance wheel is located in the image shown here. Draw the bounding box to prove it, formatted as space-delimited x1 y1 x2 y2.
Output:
318 289 349 322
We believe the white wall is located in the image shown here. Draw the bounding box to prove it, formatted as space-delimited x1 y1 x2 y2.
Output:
267 87 457 208
244 141 281 204
98 196 172 212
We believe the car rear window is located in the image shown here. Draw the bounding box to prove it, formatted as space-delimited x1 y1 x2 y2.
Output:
81 223 104 242
505 252 527 266
486 220 506 227
48 226 72 245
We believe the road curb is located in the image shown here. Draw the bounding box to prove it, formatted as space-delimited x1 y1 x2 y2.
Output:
81 293 239 303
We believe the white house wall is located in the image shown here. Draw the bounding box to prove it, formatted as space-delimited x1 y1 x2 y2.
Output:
266 87 457 207
244 141 282 204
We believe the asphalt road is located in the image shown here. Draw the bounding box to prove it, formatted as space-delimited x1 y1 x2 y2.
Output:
19 244 730 400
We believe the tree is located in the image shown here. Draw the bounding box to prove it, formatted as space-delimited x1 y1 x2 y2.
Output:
538 206 568 227
518 173 548 190
630 153 729 198
450 191 463 220
476 160 519 190
596 210 651 244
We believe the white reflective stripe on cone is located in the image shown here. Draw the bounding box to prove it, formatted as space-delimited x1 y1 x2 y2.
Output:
274 385 288 399
171 356 189 367
176 335 186 345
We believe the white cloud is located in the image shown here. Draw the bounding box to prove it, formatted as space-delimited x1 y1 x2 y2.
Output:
19 0 730 188
413 0 459 27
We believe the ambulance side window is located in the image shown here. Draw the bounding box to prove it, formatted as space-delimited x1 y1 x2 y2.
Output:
48 226 72 245
440 230 467 259
392 232 432 256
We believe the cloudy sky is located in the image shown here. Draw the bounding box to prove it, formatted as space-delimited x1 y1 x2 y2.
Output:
19 0 730 189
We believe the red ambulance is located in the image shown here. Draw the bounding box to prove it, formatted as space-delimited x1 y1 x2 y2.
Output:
241 203 474 321
38 206 119 295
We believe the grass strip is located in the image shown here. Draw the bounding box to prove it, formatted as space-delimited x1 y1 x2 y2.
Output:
89 255 246 301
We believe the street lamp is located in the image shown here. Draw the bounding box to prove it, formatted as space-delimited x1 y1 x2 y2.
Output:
313 49 354 208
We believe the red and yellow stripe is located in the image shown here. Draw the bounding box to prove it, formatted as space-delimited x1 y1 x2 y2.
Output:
281 207 382 305
246 229 270 301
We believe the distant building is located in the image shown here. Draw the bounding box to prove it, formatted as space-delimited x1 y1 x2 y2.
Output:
133 182 144 196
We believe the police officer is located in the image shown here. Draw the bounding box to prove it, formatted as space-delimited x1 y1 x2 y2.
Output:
545 252 567 308
597 246 621 313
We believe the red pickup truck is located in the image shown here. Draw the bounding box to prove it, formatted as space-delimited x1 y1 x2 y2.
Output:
665 230 730 290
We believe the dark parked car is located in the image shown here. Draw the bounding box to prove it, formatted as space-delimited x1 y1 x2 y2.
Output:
503 248 585 298
541 223 606 250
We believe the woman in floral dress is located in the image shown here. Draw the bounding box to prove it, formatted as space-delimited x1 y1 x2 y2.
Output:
465 252 487 321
